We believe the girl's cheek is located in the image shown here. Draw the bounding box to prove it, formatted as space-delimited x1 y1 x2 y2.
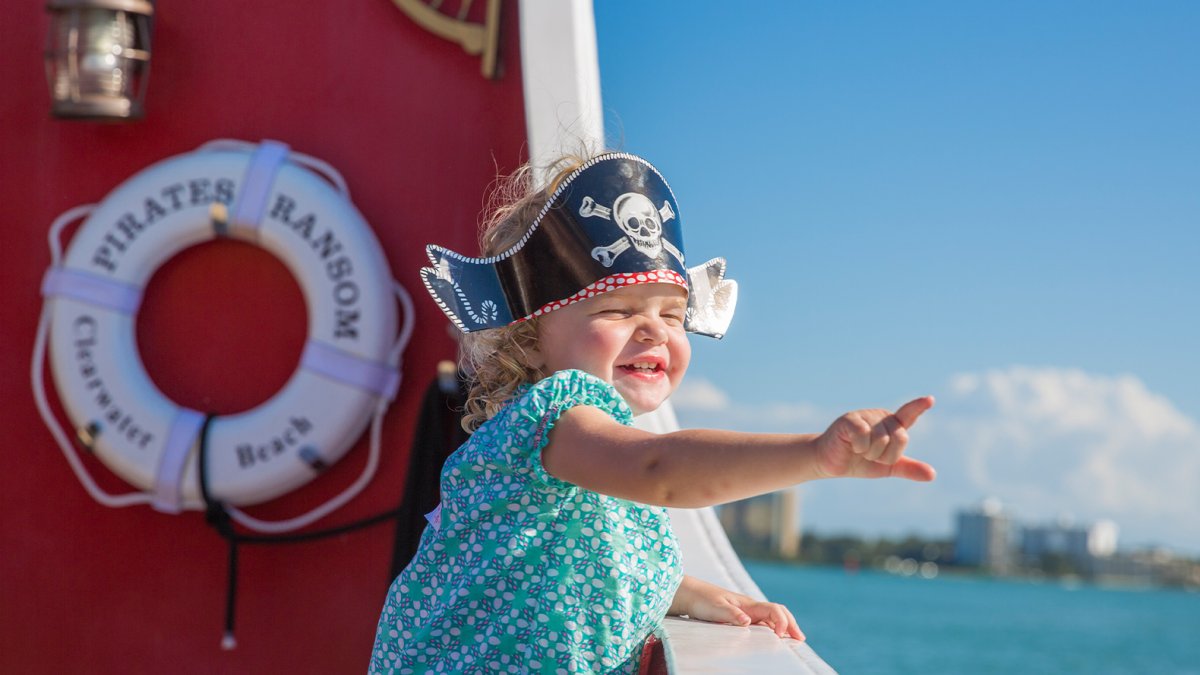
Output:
672 336 692 375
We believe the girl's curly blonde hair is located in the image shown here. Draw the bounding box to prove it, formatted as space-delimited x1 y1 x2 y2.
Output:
459 153 590 432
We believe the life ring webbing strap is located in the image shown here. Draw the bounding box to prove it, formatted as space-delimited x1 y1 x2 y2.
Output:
301 341 400 400
41 267 142 314
152 408 205 514
227 140 290 236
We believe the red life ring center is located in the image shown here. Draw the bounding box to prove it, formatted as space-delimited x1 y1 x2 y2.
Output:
136 238 308 415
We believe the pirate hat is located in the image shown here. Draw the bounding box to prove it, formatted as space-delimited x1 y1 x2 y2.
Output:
420 152 737 338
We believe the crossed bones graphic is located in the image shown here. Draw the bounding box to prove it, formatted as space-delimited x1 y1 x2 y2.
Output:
579 193 684 267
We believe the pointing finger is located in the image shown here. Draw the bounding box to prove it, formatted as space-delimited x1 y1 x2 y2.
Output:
890 456 936 482
893 396 935 429
879 420 910 466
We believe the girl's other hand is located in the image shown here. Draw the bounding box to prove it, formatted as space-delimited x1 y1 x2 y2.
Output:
671 576 804 641
690 589 805 641
814 396 936 482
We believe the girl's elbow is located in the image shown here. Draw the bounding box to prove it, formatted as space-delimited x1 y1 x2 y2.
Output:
637 456 682 507
638 456 719 508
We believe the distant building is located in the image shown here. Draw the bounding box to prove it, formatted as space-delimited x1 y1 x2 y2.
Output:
954 499 1013 572
955 500 1125 576
1021 518 1118 565
718 487 802 558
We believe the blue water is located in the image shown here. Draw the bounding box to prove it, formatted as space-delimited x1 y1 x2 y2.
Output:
743 561 1200 675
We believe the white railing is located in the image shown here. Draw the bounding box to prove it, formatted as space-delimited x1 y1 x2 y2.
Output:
663 507 836 674
637 407 836 674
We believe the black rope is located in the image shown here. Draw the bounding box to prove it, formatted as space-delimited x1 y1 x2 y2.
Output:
196 413 405 650
388 369 469 577
232 507 402 545
197 413 240 648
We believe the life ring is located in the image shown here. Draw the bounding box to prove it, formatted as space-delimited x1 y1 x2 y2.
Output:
36 140 412 520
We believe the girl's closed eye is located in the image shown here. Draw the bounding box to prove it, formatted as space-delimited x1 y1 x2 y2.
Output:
596 306 633 318
662 302 687 324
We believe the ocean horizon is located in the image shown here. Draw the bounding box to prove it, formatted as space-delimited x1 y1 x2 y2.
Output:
743 560 1199 674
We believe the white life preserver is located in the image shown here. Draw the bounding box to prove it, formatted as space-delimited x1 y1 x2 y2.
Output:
34 140 414 529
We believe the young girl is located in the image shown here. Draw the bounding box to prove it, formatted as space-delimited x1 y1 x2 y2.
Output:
370 152 935 674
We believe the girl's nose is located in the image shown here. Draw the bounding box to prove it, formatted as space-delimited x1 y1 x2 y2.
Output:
636 316 669 344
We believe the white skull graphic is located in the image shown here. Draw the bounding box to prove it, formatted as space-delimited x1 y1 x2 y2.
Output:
612 192 663 258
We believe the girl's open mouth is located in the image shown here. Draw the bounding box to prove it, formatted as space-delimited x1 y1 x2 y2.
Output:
619 362 664 375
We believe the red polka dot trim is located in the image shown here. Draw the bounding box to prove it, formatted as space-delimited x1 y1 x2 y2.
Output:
520 270 688 321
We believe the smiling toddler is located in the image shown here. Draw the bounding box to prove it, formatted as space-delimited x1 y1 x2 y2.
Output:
369 152 935 674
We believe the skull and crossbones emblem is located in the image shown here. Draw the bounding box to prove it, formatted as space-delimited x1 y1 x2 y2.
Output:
579 192 684 267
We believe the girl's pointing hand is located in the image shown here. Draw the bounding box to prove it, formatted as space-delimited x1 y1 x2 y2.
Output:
814 396 936 482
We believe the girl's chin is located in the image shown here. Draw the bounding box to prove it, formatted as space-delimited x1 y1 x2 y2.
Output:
613 378 672 416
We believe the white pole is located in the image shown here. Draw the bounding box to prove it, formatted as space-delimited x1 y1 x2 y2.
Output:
518 0 605 186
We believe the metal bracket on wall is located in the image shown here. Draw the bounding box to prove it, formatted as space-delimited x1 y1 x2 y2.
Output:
392 0 502 79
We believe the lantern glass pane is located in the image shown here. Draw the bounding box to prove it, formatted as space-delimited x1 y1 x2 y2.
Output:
44 6 152 119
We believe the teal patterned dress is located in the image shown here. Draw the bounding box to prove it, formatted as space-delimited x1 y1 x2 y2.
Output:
370 369 683 674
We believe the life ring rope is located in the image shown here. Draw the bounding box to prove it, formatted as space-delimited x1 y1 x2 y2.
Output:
33 142 418 533
33 205 151 508
33 256 417 532
225 140 291 239
197 138 351 199
301 340 402 400
157 408 207 513
41 267 143 314
224 280 415 534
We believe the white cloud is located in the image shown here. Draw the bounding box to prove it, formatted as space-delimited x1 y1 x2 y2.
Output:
670 368 1200 552
670 377 731 412
672 377 829 432
928 367 1200 540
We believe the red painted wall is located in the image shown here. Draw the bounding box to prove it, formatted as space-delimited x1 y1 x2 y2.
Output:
0 2 527 672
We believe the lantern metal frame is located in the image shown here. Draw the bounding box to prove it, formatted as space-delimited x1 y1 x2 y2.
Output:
44 0 154 120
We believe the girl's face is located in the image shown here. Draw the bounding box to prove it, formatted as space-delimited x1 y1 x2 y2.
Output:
531 283 691 415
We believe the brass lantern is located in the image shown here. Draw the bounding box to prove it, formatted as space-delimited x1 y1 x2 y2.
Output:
44 0 154 120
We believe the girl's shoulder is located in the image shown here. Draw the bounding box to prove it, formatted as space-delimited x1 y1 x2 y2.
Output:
508 369 634 425
459 370 633 490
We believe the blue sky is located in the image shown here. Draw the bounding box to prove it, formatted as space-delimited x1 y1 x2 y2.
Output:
594 3 1200 552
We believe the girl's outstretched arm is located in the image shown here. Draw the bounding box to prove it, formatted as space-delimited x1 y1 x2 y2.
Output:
542 396 935 508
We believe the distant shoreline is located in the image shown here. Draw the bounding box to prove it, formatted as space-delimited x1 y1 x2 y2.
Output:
741 554 1200 593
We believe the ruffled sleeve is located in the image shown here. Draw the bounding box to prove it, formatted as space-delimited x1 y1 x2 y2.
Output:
505 369 633 491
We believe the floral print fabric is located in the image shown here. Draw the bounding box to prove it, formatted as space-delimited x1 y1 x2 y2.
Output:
370 369 683 674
